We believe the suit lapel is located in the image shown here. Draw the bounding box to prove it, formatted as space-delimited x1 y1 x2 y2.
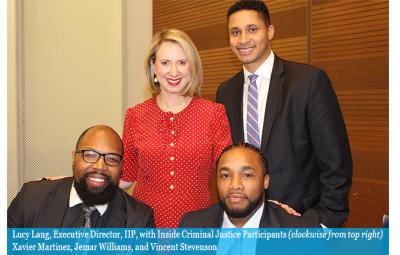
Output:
259 201 281 227
230 71 245 143
260 56 285 152
105 190 127 227
205 204 224 228
40 178 73 227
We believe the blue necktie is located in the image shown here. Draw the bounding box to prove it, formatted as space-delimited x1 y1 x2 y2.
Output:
246 74 260 148
227 238 242 255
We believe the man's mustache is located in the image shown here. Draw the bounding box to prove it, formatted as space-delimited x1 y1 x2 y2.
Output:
226 192 248 199
84 170 111 180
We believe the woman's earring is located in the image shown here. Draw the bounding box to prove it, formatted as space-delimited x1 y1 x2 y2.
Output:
154 76 158 83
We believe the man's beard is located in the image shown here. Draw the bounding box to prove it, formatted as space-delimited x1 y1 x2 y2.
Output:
219 192 264 219
74 172 117 206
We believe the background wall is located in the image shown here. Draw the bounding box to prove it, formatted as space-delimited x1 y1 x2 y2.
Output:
7 0 152 205
153 0 388 227
8 0 18 207
125 0 153 109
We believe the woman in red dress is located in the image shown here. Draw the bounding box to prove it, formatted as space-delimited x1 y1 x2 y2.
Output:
119 29 232 227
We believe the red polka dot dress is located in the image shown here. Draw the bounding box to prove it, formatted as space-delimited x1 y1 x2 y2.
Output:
121 96 232 228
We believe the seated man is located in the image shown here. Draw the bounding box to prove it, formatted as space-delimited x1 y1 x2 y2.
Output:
8 125 155 228
179 143 320 228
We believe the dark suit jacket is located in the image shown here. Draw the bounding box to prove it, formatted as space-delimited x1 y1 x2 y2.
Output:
8 177 155 228
179 200 320 228
180 201 321 255
216 55 352 227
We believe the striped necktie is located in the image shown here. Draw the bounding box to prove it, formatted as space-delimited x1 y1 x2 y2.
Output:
81 205 96 228
246 74 260 148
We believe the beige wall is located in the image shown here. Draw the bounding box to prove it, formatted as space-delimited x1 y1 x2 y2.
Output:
125 0 153 109
8 0 18 206
7 0 152 205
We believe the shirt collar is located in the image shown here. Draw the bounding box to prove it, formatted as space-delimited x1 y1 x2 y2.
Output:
243 51 275 82
69 181 108 216
222 202 265 228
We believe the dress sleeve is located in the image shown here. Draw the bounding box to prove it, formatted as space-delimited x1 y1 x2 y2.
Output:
121 108 138 182
211 103 233 164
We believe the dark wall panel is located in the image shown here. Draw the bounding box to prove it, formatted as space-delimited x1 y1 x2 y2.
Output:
153 0 388 227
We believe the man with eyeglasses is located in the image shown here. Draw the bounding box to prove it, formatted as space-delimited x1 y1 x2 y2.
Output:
8 125 155 228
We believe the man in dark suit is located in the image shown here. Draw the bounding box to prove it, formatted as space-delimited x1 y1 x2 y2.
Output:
216 1 352 228
8 125 155 228
180 143 320 228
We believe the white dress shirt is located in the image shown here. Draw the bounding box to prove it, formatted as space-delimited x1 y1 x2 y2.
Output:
221 202 265 228
217 203 265 255
243 52 275 143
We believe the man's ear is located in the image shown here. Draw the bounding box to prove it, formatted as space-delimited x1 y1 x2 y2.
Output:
264 174 270 189
72 151 76 162
267 24 274 40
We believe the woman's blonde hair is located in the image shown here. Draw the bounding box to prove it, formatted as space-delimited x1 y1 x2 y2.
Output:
144 29 203 96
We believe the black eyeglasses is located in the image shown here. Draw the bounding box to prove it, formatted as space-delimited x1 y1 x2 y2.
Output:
76 150 123 166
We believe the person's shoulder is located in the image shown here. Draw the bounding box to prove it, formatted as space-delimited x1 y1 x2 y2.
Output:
117 188 153 213
125 98 156 117
278 56 325 76
185 204 219 218
193 97 213 106
23 177 72 190
17 177 73 200
180 204 220 227
219 70 243 88
194 97 225 111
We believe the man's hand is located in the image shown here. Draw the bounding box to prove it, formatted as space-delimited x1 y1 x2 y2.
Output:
41 176 67 181
268 199 301 216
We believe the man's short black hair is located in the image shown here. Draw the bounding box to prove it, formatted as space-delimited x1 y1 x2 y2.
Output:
216 143 269 175
227 0 271 26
